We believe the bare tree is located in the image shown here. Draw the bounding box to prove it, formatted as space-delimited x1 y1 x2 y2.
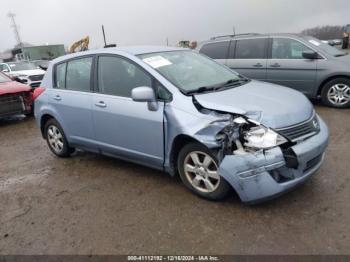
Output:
301 25 345 40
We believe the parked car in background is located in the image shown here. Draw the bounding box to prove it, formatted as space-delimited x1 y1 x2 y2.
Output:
0 61 46 89
0 72 33 118
32 60 50 70
34 47 328 203
321 39 342 46
197 33 350 108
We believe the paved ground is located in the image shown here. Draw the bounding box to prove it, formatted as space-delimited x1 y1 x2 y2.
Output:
0 104 349 255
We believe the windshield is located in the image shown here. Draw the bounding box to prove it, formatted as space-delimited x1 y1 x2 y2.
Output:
8 62 38 71
305 36 346 57
0 73 11 83
138 51 241 93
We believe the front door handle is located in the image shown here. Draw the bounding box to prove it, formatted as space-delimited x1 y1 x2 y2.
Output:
53 95 61 101
253 63 263 68
270 63 281 68
95 101 107 108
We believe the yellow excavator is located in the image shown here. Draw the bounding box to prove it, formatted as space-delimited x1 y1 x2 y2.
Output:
69 36 90 53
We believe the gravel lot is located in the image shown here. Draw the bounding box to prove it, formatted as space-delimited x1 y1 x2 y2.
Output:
0 104 349 255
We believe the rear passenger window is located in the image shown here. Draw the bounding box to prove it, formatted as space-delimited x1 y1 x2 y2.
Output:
235 38 267 59
97 56 152 97
65 57 93 92
55 63 66 89
199 41 230 59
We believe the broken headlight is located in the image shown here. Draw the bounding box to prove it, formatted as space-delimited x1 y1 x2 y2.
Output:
244 125 287 149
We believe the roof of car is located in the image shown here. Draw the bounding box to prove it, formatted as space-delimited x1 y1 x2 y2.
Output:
52 46 186 64
200 33 306 43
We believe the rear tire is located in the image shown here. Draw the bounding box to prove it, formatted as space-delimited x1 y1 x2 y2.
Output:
177 142 231 200
321 78 350 108
44 118 74 158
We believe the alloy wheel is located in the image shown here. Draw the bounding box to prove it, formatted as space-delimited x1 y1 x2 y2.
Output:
183 151 220 193
327 83 350 106
47 125 64 154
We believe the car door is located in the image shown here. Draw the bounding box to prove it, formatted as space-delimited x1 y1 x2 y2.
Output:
225 38 268 80
47 56 97 151
266 37 317 95
92 55 164 169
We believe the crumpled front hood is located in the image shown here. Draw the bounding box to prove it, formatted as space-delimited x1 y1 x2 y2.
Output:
194 80 314 129
0 81 31 95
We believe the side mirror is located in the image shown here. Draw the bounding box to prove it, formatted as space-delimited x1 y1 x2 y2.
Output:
38 64 48 71
131 86 158 111
12 76 27 84
2 69 9 73
302 50 319 60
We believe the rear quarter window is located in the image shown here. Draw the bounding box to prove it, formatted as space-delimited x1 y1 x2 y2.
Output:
55 63 66 89
199 41 230 59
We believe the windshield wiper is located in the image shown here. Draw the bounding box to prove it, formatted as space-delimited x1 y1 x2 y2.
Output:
214 77 250 91
185 86 216 95
335 53 347 57
184 77 250 95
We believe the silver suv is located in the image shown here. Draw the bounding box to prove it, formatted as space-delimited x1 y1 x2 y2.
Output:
197 33 350 108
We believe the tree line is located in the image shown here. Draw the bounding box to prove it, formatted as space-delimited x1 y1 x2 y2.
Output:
301 25 346 40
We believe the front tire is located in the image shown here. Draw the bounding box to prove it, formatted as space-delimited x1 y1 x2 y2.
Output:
177 143 231 200
321 78 350 108
44 119 73 157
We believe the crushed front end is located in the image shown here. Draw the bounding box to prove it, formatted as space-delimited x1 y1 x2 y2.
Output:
219 116 328 203
191 102 329 203
0 91 33 118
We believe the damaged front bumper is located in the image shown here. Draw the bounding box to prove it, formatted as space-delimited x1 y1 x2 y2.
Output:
218 116 329 203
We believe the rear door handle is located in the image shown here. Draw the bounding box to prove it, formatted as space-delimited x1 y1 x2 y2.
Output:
270 63 281 68
53 95 61 101
253 63 263 68
95 101 107 108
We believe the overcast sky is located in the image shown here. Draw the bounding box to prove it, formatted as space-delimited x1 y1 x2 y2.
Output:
1 0 349 52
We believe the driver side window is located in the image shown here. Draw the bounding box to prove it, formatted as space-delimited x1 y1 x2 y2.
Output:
97 56 152 97
272 38 312 59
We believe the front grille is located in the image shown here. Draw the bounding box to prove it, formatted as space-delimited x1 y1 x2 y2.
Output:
0 93 25 116
276 113 320 142
29 74 44 81
30 82 41 88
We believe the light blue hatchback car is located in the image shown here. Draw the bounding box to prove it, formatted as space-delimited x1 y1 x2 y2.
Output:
34 46 329 203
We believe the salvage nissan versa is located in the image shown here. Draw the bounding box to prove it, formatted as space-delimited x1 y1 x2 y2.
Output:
34 46 329 203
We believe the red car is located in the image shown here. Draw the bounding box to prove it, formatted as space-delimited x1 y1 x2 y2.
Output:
0 72 33 118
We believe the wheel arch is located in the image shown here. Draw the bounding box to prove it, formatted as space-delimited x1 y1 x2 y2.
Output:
317 75 350 96
40 114 55 138
169 134 205 176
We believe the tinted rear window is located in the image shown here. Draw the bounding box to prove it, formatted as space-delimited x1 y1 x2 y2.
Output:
199 41 230 59
234 38 267 59
66 57 93 92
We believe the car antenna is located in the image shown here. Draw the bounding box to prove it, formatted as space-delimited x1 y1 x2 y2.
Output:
102 25 116 48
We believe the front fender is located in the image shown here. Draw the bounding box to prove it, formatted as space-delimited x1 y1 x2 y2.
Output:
317 71 350 95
